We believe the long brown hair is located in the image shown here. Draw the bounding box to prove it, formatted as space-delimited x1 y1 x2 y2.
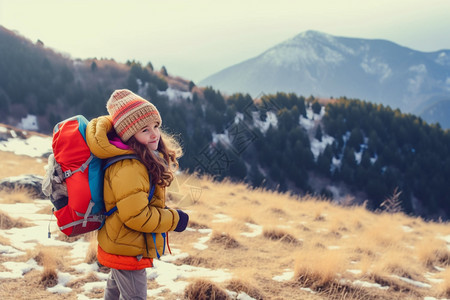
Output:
127 131 182 187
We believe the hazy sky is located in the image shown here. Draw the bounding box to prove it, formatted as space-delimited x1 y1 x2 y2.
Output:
1 0 449 82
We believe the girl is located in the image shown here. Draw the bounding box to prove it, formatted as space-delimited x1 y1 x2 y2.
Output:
86 89 189 300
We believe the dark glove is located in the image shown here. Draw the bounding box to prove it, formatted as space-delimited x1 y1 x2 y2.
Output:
174 210 189 232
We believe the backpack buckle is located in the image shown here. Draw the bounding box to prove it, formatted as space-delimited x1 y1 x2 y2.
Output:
64 170 72 179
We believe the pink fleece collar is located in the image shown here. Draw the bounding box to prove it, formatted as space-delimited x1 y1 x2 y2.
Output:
109 136 131 150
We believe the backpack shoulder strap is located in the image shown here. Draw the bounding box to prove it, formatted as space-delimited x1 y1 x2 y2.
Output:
103 154 139 171
103 154 155 217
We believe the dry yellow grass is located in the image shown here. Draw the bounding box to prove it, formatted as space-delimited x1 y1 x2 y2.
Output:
0 209 31 229
22 245 74 293
1 154 450 299
167 172 450 299
294 245 347 287
438 268 450 297
40 264 58 288
371 246 425 282
263 227 300 245
84 231 99 264
0 233 10 246
66 272 101 291
184 278 229 300
0 186 35 204
226 278 265 299
0 269 78 300
0 150 47 179
27 246 69 271
416 237 450 268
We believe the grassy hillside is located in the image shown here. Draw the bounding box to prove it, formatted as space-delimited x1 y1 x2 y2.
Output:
1 150 450 299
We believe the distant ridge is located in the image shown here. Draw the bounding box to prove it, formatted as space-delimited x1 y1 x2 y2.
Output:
200 30 450 128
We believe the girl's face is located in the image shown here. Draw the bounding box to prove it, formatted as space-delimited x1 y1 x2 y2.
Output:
134 121 161 151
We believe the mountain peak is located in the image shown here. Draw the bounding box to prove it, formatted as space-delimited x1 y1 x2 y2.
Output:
283 30 335 46
260 31 347 68
199 31 450 128
298 30 332 38
290 30 336 43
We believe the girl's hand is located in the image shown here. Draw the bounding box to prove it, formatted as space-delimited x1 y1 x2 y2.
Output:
174 210 189 232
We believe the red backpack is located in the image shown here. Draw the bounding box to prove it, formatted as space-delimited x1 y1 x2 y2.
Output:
42 115 151 238
42 115 105 237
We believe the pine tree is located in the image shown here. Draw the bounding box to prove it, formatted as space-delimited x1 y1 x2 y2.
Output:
126 74 139 92
312 100 322 115
315 125 323 142
188 81 195 91
160 66 168 76
90 61 97 72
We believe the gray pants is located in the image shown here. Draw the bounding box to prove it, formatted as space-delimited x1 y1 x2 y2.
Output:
104 268 147 300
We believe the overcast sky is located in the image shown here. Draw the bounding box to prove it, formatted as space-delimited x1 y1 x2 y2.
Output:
1 0 449 82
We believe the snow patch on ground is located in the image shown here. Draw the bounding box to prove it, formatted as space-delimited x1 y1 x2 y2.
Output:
299 114 314 130
192 228 213 250
273 269 294 282
252 111 278 134
212 213 233 223
0 134 52 157
353 280 389 290
390 275 431 288
158 87 192 102
310 134 334 160
240 223 263 238
0 259 42 279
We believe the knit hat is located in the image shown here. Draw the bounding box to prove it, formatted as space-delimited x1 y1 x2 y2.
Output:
106 89 162 142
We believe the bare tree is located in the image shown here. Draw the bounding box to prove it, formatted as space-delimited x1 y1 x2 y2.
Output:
379 187 402 213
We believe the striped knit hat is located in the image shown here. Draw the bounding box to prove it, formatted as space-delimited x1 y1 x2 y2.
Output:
106 89 162 142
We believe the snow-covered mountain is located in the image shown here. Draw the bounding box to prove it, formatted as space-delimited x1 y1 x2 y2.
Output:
200 31 450 128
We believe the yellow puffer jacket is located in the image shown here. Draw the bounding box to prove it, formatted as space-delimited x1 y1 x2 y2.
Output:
86 116 180 259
